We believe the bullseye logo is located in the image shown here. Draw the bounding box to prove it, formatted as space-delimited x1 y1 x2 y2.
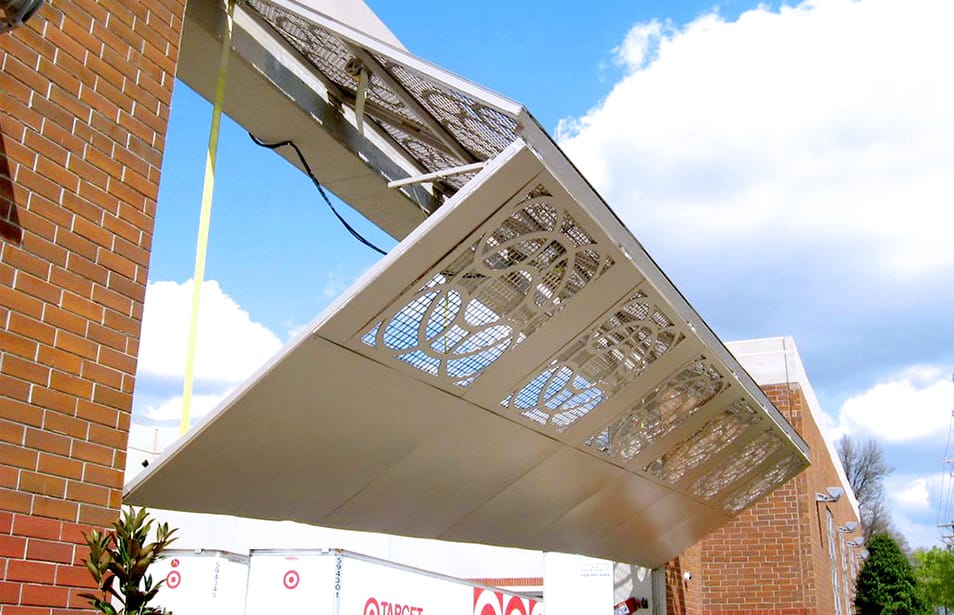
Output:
474 588 542 615
365 597 380 615
165 570 181 589
283 569 300 590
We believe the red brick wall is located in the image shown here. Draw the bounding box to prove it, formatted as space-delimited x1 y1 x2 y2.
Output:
666 383 860 615
0 0 185 611
784 382 859 615
666 542 703 615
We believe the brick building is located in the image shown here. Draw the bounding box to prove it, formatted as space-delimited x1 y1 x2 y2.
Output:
665 338 862 615
1 0 186 612
2 3 854 615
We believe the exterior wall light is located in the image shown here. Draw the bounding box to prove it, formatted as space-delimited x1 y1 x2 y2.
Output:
1 0 44 33
838 521 858 533
815 486 843 503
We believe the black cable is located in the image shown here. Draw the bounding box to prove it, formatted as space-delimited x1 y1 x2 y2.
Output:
248 132 388 256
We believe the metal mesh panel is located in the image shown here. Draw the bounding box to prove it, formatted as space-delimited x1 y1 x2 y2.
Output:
377 121 473 189
689 430 784 500
247 0 518 188
585 357 726 463
644 399 761 484
502 292 685 432
378 57 519 159
248 4 358 100
722 453 806 514
360 185 614 386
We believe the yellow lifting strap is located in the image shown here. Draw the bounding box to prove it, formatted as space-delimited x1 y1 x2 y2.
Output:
181 0 234 436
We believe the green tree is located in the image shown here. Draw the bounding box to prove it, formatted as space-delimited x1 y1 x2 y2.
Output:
914 545 954 614
854 533 928 615
81 506 178 615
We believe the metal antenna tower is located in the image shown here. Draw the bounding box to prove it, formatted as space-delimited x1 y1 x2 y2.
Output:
938 372 954 544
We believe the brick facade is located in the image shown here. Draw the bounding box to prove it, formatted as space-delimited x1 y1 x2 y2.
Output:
0 0 186 611
666 383 861 615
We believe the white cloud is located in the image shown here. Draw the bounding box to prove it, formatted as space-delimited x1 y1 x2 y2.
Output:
891 510 945 551
830 365 952 442
138 393 227 423
892 478 931 513
615 20 666 71
884 473 951 549
137 280 283 385
557 0 954 279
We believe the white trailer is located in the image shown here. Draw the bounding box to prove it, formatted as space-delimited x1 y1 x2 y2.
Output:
150 549 249 614
245 549 544 615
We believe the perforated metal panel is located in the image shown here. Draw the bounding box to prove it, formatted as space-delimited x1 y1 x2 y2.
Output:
721 452 806 513
245 0 520 191
358 183 615 387
644 399 760 484
689 430 785 501
502 289 684 432
586 356 727 462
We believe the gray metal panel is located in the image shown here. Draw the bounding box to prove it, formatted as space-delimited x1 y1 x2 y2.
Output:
529 474 673 556
439 448 623 545
321 412 561 536
125 338 466 519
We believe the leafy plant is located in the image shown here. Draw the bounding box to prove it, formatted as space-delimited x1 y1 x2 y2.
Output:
913 545 954 614
81 506 178 615
854 533 928 615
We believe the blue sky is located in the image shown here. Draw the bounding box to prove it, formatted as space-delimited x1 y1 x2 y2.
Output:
134 0 954 550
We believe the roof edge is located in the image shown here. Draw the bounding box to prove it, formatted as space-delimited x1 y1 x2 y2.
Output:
726 336 861 518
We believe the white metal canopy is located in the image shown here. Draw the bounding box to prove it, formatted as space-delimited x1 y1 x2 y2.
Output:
127 136 809 565
127 0 810 566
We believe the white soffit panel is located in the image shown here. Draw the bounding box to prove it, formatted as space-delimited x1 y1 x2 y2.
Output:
126 141 809 567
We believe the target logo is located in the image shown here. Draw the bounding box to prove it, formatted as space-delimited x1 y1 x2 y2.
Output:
475 588 502 615
365 597 380 615
166 570 181 589
283 569 300 590
363 596 423 615
474 588 541 615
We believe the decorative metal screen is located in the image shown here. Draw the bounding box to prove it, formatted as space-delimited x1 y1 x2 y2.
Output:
585 356 726 463
689 430 784 500
643 399 761 484
247 0 520 191
360 184 614 387
501 290 684 431
720 452 805 513
377 58 519 159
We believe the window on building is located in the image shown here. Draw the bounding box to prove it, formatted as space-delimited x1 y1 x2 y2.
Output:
827 510 843 615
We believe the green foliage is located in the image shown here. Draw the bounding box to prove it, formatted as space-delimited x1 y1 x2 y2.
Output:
80 506 178 615
914 545 954 613
855 533 928 615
